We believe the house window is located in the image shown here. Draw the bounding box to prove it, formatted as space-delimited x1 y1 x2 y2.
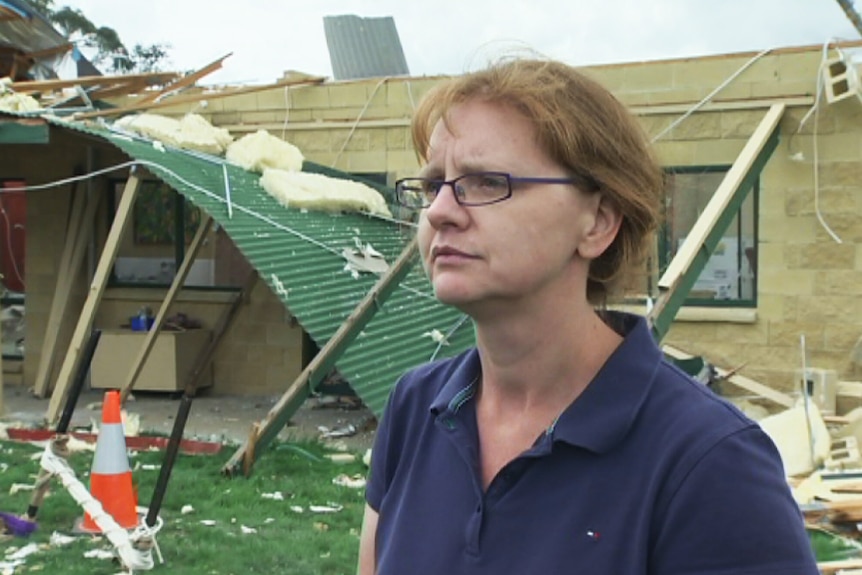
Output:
0 179 25 359
660 166 758 307
107 179 257 289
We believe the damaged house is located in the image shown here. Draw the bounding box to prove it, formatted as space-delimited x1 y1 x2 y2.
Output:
1 36 862 466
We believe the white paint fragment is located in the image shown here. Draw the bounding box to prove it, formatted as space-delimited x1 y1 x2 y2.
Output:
181 504 195 515
264 518 275 524
271 274 289 299
332 474 367 489
342 241 388 276
49 532 76 546
309 503 344 514
241 524 258 534
422 329 449 346
9 483 34 495
200 520 217 526
289 506 304 514
5 543 40 561
83 548 115 560
261 492 284 501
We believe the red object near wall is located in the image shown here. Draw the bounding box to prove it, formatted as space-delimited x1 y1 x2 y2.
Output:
0 180 26 293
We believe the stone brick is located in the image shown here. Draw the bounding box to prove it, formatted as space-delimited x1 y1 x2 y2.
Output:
290 85 329 109
654 140 697 166
266 323 302 347
813 214 862 243
758 268 816 296
825 323 862 353
785 187 858 216
715 322 769 345
330 128 369 152
790 243 857 270
797 295 862 323
291 131 333 153
368 128 388 151
219 92 258 112
813 270 862 296
756 243 785 272
237 110 281 125
386 150 421 173
665 321 720 344
328 82 372 108
719 110 763 138
751 80 815 100
386 127 409 150
759 215 818 243
816 161 862 187
210 111 241 126
660 112 723 140
256 88 291 111
815 133 862 162
767 320 825 348
693 138 747 165
344 151 388 172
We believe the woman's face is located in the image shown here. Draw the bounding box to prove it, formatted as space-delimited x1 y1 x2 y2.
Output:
416 99 607 315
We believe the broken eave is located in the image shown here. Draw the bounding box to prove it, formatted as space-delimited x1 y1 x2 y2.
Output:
0 115 48 143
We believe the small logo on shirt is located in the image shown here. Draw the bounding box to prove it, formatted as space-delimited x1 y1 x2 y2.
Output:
586 530 601 541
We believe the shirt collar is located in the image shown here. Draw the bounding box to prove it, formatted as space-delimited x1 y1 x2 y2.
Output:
427 313 662 454
549 312 662 453
429 348 482 417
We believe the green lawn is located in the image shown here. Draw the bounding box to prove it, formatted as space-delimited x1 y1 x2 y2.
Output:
0 438 366 574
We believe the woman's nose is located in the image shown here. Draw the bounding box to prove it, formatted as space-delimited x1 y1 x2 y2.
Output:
423 182 467 227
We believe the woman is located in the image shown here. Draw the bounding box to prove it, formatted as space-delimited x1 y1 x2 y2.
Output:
358 58 816 574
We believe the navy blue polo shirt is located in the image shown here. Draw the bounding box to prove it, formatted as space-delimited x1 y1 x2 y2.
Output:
366 313 817 574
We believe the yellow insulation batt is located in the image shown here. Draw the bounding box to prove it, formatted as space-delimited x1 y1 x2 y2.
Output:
225 129 304 173
114 113 233 155
260 168 392 218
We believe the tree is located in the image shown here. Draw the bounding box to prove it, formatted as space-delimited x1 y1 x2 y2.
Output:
30 0 171 74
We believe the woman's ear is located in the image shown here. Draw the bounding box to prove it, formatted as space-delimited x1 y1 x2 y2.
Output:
577 194 622 260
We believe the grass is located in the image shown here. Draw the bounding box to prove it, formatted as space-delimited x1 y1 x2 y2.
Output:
0 437 366 574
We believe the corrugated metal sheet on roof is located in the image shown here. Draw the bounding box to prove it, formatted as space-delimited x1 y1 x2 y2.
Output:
323 14 410 80
16 114 475 416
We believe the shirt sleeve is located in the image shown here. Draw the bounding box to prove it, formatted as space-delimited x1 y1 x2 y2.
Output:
649 425 819 575
365 376 403 512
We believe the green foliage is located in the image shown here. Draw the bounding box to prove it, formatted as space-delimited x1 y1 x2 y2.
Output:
28 2 171 74
0 439 365 574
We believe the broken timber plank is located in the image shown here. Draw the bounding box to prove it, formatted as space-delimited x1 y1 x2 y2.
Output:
118 215 214 404
182 270 258 397
648 103 785 341
819 559 862 574
32 184 86 396
46 173 142 424
222 237 419 477
74 75 326 120
662 344 795 408
11 72 181 94
135 53 232 106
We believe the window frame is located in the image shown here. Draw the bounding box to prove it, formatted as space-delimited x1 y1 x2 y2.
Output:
659 165 759 308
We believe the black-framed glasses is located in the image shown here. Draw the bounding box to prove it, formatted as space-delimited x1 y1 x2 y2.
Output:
394 171 596 208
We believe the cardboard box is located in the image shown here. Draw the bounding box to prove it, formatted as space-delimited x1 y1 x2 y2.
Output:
91 329 213 392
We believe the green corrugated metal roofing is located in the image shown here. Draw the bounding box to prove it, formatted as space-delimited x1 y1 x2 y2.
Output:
8 113 475 416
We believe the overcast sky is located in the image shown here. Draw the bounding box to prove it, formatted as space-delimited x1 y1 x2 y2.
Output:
60 0 860 85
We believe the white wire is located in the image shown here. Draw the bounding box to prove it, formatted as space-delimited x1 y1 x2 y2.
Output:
0 196 25 289
281 84 291 141
39 443 163 572
331 77 390 169
651 48 772 143
796 39 844 244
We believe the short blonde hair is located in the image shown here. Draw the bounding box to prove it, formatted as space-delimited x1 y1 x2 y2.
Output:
411 58 662 305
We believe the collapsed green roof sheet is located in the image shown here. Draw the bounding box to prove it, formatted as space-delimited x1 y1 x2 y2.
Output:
46 116 474 416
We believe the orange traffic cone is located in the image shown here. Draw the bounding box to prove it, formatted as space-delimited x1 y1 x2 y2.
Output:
80 390 138 532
